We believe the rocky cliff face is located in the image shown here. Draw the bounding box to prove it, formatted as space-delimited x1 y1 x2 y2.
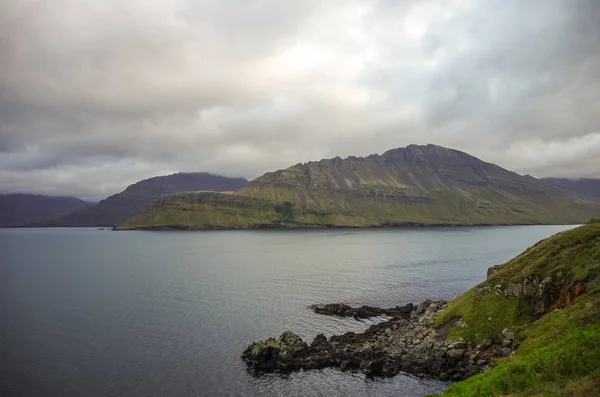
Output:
43 173 248 227
241 145 571 207
480 270 586 318
120 145 600 229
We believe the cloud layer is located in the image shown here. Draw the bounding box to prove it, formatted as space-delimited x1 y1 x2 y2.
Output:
1 0 599 199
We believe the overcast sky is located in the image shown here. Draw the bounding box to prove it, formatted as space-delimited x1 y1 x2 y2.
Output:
1 0 599 200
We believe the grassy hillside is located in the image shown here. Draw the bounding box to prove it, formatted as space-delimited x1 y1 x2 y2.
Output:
119 145 600 229
429 223 600 396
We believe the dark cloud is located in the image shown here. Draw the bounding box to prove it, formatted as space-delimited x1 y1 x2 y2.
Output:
1 0 599 200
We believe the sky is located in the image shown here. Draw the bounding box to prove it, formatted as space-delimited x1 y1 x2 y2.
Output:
1 0 599 200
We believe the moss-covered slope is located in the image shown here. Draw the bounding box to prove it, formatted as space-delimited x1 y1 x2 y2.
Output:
119 145 600 229
430 223 600 396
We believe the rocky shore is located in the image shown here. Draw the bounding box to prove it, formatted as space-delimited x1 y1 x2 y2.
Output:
242 301 518 381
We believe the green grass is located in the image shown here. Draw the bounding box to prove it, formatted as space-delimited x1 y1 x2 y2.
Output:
427 323 600 397
434 290 533 346
484 223 600 288
430 224 600 396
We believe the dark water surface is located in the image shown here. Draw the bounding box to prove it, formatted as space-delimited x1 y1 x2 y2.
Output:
0 225 575 396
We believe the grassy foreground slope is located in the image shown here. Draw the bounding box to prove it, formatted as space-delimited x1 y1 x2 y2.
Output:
429 223 600 396
119 145 599 229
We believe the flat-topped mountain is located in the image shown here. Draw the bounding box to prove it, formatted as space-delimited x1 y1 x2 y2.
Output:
120 145 600 229
540 177 600 202
42 173 248 227
0 194 89 227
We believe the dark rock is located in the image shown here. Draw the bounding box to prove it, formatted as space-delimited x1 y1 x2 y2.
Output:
416 300 432 314
487 265 500 279
242 331 310 371
477 339 493 351
242 300 486 381
447 349 465 359
311 303 413 319
500 348 512 357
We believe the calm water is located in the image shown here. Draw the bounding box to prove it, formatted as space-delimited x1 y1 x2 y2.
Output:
0 225 575 397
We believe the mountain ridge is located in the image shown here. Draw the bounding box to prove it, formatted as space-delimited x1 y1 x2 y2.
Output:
0 194 89 227
120 145 600 229
540 177 600 202
40 172 248 227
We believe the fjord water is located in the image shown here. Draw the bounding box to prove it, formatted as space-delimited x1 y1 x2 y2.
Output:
0 226 575 397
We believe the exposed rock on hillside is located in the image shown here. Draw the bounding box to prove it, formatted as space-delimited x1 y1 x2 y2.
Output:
431 223 600 396
477 270 586 317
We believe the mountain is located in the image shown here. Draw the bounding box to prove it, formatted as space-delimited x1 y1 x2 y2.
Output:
42 173 248 227
540 177 600 202
119 145 600 229
0 194 89 227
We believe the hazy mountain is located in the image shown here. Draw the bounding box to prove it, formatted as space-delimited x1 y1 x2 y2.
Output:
540 178 600 202
119 145 600 229
43 173 248 227
0 194 89 227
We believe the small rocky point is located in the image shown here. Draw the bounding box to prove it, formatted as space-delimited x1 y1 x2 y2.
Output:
242 300 518 381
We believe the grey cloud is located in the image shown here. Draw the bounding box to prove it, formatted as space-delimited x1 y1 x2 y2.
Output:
1 0 599 199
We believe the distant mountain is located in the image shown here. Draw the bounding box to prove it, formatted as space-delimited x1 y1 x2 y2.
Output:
540 178 600 202
0 194 89 227
119 145 600 230
43 173 248 227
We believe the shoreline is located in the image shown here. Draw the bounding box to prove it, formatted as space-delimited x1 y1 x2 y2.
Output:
114 222 576 231
241 301 516 382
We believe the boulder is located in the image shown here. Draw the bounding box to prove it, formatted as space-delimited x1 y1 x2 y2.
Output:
242 331 309 371
447 349 465 359
416 300 432 314
499 348 512 357
501 329 515 341
476 339 493 351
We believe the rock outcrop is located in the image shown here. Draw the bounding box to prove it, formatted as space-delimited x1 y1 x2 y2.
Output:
310 303 414 319
242 301 517 381
480 268 587 317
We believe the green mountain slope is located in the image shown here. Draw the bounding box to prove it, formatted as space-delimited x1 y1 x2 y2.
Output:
119 145 600 229
429 223 600 396
41 173 248 227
